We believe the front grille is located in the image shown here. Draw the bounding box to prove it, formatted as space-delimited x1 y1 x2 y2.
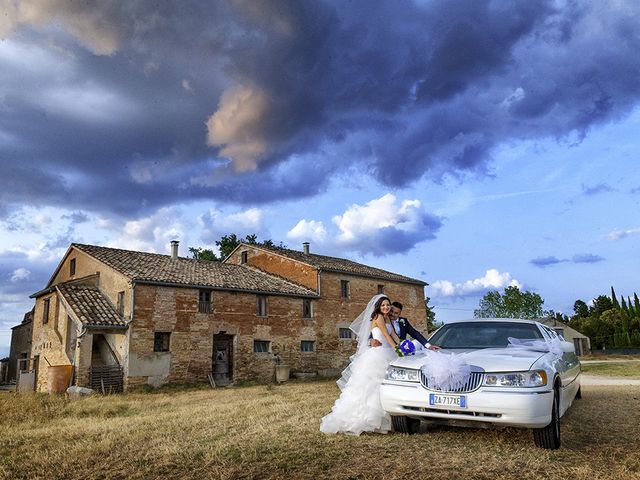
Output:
420 371 484 393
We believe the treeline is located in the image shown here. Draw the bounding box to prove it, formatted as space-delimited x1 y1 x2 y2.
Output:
568 287 640 349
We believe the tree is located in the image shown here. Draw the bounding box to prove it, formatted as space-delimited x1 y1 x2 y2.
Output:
611 286 620 309
190 234 286 262
474 286 545 319
573 300 589 318
424 296 436 331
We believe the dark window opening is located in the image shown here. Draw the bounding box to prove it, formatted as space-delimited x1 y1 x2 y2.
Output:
70 258 76 276
257 296 268 316
303 299 312 318
117 291 125 316
301 341 315 352
199 290 212 314
154 332 171 352
253 340 270 353
340 280 350 298
339 328 353 339
42 298 50 324
241 251 248 264
377 284 385 294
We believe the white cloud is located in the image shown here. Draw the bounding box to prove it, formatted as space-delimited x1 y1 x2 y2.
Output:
108 207 190 254
330 193 442 255
10 268 31 282
199 207 266 244
607 227 640 241
287 219 327 243
206 84 270 172
428 269 522 298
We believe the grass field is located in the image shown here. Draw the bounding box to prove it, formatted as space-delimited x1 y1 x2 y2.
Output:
581 361 640 377
1 380 639 480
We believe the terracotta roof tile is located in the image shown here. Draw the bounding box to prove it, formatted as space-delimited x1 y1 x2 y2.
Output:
244 243 427 286
57 284 126 328
72 244 318 297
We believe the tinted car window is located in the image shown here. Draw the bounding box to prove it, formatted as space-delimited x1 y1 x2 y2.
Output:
429 322 544 349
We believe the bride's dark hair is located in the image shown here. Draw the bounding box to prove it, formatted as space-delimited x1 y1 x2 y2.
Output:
370 296 391 320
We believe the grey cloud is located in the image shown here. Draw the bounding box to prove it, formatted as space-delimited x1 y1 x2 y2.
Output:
572 253 605 264
531 253 605 268
582 183 615 196
1 0 640 216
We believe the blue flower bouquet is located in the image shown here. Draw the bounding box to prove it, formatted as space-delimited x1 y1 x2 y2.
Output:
395 339 415 357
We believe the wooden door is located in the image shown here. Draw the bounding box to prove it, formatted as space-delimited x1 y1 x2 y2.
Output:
213 334 233 386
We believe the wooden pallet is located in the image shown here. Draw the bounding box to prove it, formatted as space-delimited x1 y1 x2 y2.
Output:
89 365 123 394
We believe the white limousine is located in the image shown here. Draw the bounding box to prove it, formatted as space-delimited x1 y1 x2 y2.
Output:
380 319 581 449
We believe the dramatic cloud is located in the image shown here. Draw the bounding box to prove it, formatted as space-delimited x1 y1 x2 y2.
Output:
428 269 522 299
332 194 442 256
1 1 640 217
607 227 640 241
287 220 327 243
530 253 605 267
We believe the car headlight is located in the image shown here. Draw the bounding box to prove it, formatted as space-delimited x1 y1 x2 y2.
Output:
483 370 547 387
385 366 420 382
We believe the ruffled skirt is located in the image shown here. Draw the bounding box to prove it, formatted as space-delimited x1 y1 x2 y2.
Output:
320 346 396 435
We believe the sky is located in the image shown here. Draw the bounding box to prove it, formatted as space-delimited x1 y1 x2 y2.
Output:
1 0 639 358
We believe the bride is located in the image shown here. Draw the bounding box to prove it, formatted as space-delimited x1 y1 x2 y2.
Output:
320 294 400 435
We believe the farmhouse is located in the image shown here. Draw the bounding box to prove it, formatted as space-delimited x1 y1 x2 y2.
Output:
26 241 427 392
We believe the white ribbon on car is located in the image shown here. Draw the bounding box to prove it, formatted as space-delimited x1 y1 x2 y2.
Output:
420 350 472 391
507 337 563 358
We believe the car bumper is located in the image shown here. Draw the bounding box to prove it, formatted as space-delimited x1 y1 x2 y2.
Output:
380 381 554 428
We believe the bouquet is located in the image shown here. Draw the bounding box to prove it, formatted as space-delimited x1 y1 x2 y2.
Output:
395 339 415 357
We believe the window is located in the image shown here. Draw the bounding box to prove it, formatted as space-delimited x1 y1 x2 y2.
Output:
377 284 385 294
199 290 212 314
253 340 270 353
301 341 315 352
42 298 50 324
70 258 76 276
154 332 170 352
117 291 125 316
339 328 353 339
241 251 248 264
257 295 268 316
340 280 350 298
303 299 312 318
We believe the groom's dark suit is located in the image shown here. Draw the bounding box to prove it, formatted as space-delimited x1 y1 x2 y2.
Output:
392 317 429 347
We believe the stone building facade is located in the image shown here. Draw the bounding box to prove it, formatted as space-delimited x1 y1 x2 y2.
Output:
27 241 427 392
7 310 33 383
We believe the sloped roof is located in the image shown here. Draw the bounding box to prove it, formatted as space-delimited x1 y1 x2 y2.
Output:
72 244 317 297
56 284 127 328
241 243 427 286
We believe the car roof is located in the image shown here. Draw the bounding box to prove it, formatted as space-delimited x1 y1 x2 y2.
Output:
445 318 540 325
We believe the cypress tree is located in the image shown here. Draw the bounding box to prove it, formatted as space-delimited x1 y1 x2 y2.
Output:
628 296 635 316
621 296 628 312
611 286 620 308
635 293 640 318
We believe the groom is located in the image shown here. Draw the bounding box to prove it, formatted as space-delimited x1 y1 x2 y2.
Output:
372 301 439 350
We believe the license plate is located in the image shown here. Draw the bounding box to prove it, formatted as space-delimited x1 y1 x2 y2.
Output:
429 393 466 408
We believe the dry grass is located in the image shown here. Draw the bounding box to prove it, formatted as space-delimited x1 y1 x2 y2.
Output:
1 380 639 480
581 362 640 377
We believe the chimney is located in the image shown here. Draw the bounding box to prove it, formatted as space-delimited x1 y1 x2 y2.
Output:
303 242 310 255
170 240 179 260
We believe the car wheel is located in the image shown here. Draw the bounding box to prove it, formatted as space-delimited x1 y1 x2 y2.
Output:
575 385 582 399
391 415 420 434
533 386 561 449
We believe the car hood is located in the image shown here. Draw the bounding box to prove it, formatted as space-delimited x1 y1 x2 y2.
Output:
390 348 547 372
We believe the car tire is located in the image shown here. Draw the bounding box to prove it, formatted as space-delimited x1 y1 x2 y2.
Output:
533 386 561 449
391 415 420 434
575 385 582 399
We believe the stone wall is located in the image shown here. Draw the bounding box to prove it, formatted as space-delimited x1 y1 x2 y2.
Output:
226 246 319 291
126 284 324 388
8 319 32 382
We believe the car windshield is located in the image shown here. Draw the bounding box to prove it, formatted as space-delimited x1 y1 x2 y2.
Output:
428 321 543 349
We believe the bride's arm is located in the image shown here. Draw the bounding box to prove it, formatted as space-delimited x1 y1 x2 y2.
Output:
373 314 398 349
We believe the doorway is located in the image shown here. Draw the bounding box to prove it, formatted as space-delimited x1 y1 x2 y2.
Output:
213 334 234 386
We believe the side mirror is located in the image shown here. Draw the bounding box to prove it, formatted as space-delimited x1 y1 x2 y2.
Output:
561 341 575 354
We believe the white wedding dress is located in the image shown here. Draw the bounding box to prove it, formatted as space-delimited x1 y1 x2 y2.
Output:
320 324 396 435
